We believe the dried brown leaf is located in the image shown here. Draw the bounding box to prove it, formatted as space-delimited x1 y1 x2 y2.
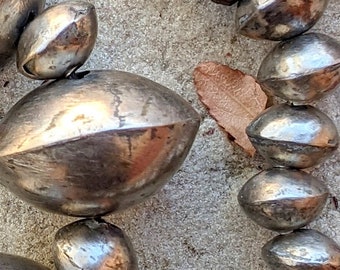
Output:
194 61 267 156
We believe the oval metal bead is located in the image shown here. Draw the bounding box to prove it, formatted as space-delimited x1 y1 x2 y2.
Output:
262 229 340 269
0 253 50 270
53 219 138 270
258 33 340 103
246 104 338 168
238 168 329 232
0 70 200 217
17 0 98 80
236 0 329 41
0 0 45 68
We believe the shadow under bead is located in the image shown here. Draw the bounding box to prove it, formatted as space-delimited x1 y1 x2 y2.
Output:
246 104 339 169
238 168 329 232
0 253 50 270
17 0 98 80
0 0 45 68
53 219 138 270
262 229 340 269
211 0 238 5
258 33 340 104
236 0 329 40
0 70 200 217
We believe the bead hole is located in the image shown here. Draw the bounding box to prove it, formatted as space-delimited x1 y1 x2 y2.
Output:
22 62 35 77
68 71 91 80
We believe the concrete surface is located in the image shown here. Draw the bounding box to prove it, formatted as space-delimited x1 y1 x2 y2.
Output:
0 0 339 269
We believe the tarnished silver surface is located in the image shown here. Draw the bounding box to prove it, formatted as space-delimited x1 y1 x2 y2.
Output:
0 252 50 270
238 168 329 232
246 104 338 168
0 70 200 216
17 0 98 80
0 0 45 68
236 0 329 40
262 229 340 269
258 33 340 103
54 219 138 270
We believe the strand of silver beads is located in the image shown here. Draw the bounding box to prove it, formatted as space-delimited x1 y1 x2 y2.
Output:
0 1 200 269
213 0 340 269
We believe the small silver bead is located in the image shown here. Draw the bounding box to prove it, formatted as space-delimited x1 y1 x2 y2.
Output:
236 0 329 40
0 0 45 68
17 0 98 80
258 33 340 103
262 229 340 269
238 168 329 232
246 104 338 168
53 219 138 270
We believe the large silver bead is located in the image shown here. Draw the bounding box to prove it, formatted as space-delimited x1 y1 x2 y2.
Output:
236 0 329 41
0 253 49 270
0 70 200 217
258 33 340 103
17 0 98 80
238 168 328 232
0 0 45 68
262 229 340 269
53 219 138 270
246 104 338 168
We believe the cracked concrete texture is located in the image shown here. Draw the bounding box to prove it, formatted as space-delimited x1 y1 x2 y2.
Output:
0 0 339 269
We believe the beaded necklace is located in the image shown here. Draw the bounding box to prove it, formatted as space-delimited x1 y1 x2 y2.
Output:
0 0 338 269
217 0 340 268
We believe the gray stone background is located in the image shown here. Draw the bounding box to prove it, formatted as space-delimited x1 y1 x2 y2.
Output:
0 0 339 269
